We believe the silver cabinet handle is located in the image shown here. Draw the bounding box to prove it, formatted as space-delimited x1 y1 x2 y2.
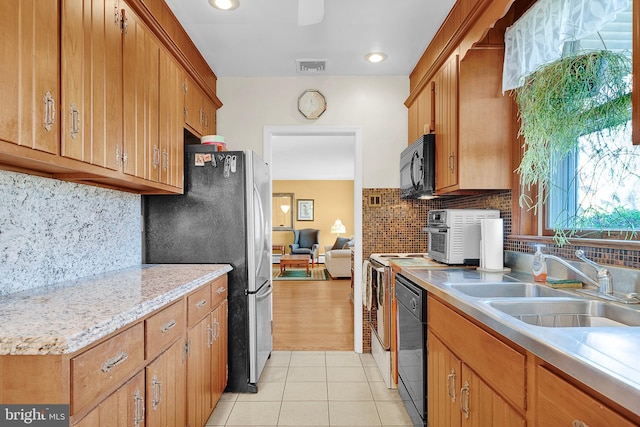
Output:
216 286 226 294
212 318 220 340
153 145 159 168
133 387 145 427
101 351 128 373
162 149 168 172
115 144 121 169
460 380 470 420
151 374 162 411
43 91 55 132
572 421 589 427
70 103 80 140
207 324 213 348
196 299 208 309
161 319 177 334
447 368 456 402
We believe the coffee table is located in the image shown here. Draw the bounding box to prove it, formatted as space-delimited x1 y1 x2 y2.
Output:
279 254 310 276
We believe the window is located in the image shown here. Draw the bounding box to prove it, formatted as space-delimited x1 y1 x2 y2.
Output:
545 2 638 240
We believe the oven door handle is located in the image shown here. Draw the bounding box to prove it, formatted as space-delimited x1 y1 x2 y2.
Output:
425 227 448 233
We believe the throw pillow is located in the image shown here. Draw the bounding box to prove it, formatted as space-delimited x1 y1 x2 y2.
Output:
331 236 349 250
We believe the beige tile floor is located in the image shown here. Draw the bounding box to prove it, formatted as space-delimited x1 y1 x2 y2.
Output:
206 350 414 426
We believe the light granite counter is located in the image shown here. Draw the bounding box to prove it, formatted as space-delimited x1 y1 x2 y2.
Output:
399 267 640 418
0 264 232 355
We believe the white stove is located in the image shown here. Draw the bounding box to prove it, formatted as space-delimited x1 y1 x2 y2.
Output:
369 252 431 267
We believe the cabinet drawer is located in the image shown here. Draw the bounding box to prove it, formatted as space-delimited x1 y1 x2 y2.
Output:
71 323 144 413
536 366 637 427
187 282 213 327
145 299 185 360
211 275 228 308
428 296 526 410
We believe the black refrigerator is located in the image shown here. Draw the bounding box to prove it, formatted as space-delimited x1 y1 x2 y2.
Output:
143 145 272 393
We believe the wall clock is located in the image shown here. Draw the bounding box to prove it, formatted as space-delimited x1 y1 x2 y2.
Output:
298 89 327 119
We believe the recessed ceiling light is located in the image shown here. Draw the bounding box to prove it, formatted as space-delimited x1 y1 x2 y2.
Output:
208 0 239 11
365 52 387 63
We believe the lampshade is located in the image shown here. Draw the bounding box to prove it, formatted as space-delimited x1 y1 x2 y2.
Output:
280 204 290 214
330 218 346 235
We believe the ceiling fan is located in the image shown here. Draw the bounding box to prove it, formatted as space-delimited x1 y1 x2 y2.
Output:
298 0 324 26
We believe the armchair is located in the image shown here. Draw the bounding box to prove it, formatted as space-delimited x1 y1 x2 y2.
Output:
289 229 320 266
324 236 354 278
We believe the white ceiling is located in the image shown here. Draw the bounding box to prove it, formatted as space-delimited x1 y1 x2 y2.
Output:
164 0 457 78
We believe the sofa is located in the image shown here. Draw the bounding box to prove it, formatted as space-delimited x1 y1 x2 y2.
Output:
324 236 354 278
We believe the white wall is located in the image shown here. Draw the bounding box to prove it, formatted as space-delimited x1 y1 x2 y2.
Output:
216 76 408 188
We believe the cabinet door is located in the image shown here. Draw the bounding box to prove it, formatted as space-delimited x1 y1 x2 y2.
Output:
158 50 184 188
427 334 462 427
187 313 213 427
146 339 186 427
61 0 123 170
460 364 524 427
201 95 216 136
417 82 435 136
184 75 203 135
74 370 146 427
122 4 152 180
407 101 419 144
211 300 228 405
0 0 59 154
434 53 459 192
535 366 637 427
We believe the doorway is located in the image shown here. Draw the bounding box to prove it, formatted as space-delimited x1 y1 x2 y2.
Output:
264 126 363 352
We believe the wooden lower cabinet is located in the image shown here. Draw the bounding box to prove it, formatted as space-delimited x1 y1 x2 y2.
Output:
75 371 146 427
427 334 524 427
187 293 228 427
145 339 186 427
187 313 214 427
428 295 526 426
535 365 637 427
211 300 228 404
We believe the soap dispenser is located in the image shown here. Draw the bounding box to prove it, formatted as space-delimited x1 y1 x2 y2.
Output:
532 244 547 282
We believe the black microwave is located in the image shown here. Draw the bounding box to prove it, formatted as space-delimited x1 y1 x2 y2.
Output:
400 134 435 199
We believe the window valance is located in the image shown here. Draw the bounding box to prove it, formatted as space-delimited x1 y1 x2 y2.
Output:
502 0 629 92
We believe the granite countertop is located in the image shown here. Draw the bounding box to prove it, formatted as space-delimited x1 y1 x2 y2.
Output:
399 267 640 418
0 264 232 356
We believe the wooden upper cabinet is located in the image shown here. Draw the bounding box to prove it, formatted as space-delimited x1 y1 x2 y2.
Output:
61 0 123 171
434 53 459 193
159 49 184 188
433 48 512 195
407 101 419 144
184 75 217 138
0 0 60 154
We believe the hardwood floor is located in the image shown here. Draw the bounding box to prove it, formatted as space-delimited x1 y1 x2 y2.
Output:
272 268 354 351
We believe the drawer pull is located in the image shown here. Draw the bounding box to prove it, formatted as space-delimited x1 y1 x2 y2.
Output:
216 286 226 294
572 421 589 427
161 319 177 334
460 381 470 419
447 368 456 402
196 299 208 309
101 351 129 373
151 374 162 411
133 388 145 427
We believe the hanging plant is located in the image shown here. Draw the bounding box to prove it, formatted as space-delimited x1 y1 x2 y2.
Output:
512 49 632 244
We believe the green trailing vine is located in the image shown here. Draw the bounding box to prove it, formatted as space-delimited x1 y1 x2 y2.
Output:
513 49 633 245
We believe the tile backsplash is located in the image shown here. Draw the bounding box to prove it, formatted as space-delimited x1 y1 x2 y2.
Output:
0 170 141 295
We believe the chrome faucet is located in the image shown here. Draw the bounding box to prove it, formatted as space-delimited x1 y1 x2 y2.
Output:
541 250 613 294
574 250 613 294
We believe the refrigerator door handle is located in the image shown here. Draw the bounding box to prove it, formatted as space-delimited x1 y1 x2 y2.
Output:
256 282 273 301
253 181 266 277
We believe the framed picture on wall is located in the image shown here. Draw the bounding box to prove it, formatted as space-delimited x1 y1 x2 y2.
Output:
297 199 314 221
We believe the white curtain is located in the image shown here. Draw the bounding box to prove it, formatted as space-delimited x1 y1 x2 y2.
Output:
502 0 629 92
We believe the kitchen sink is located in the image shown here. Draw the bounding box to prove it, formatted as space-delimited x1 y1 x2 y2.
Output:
447 282 574 298
487 299 640 327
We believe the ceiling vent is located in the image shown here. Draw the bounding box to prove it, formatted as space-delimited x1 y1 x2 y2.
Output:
296 59 327 74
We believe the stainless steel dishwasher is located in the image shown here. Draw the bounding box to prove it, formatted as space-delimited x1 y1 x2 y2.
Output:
395 273 427 427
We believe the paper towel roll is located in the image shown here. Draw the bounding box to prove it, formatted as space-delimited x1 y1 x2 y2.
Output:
480 218 504 271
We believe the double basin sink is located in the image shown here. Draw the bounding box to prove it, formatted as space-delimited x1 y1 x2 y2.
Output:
445 282 640 328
